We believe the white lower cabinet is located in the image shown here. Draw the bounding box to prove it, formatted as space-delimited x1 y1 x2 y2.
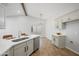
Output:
13 42 26 56
13 39 33 56
53 35 65 48
26 39 33 56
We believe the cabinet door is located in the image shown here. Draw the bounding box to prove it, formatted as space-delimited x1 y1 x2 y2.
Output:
54 36 59 47
14 42 26 56
26 40 33 56
58 37 65 48
54 36 65 48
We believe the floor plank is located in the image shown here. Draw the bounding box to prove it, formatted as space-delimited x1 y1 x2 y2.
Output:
32 37 79 56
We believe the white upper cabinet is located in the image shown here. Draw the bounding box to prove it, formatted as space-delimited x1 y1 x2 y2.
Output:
62 9 79 23
0 5 5 29
55 9 79 29
5 3 25 17
0 6 4 17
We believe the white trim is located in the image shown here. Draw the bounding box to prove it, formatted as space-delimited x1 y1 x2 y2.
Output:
66 47 79 55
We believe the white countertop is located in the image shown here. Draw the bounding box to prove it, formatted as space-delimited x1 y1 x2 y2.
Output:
0 35 40 56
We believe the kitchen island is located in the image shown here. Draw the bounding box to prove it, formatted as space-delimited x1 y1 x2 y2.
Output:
0 35 40 56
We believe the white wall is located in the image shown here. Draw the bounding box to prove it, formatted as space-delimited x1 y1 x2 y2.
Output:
62 21 79 53
0 16 30 38
0 16 45 38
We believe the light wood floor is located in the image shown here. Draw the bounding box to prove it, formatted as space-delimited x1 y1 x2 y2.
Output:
32 37 79 56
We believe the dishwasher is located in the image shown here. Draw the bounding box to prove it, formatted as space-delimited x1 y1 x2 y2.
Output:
33 37 40 51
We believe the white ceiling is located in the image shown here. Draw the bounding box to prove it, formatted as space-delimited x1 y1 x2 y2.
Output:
25 3 79 20
1 3 79 20
5 3 25 16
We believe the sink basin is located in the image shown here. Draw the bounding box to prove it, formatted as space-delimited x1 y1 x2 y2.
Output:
12 37 29 42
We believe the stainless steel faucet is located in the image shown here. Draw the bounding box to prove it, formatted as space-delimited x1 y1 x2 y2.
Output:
18 31 21 38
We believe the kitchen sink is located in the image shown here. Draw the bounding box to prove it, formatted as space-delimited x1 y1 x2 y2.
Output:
12 37 29 42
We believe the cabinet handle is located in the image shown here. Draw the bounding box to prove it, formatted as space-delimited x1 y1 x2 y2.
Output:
24 47 26 52
27 46 28 51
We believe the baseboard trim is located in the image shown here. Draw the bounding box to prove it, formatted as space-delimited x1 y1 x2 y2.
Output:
66 47 79 55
